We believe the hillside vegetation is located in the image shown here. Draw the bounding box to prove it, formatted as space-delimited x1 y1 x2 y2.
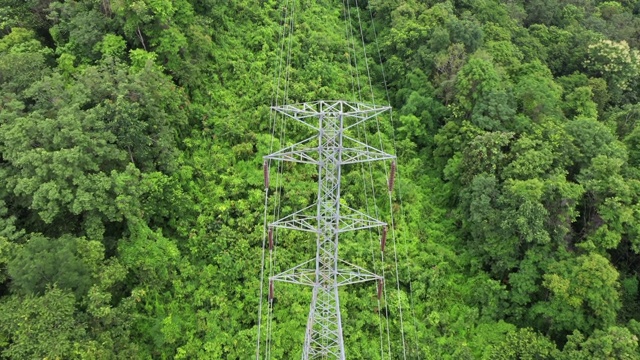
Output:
2 0 640 358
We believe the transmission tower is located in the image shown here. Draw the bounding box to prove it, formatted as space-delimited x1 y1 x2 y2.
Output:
265 100 395 359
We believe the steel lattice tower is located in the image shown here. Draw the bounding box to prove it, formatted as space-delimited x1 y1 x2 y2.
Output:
266 100 394 359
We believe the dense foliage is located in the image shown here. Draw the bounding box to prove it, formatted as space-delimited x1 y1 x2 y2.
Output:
2 0 640 358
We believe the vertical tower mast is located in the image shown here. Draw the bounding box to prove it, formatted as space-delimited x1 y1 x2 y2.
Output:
266 101 394 359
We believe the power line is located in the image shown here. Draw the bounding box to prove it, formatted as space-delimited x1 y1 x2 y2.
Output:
257 2 408 359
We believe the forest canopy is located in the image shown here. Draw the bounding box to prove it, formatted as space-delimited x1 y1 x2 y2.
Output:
2 0 640 358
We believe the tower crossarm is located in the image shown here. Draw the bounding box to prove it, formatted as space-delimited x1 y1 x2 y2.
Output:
337 207 388 232
270 205 387 233
269 204 318 233
271 259 382 287
271 259 316 286
341 135 396 164
340 148 395 164
264 136 319 164
272 101 391 131
263 135 395 165
335 260 383 286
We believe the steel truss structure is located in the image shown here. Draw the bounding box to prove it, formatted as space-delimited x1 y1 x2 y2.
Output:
266 100 393 359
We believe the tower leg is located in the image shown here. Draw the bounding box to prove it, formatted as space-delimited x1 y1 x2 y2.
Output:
303 285 345 359
302 111 345 359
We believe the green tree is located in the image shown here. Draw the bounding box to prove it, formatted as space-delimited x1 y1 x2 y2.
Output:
524 0 563 26
585 39 640 103
487 327 558 360
0 287 86 359
513 61 563 122
560 326 640 359
48 1 109 61
455 52 502 116
8 234 103 298
0 27 52 94
532 253 621 338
